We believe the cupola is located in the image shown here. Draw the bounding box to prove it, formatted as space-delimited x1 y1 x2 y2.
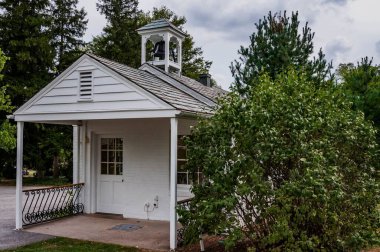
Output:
137 19 186 74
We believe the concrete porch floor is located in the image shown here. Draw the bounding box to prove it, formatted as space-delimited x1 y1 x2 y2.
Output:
24 214 170 251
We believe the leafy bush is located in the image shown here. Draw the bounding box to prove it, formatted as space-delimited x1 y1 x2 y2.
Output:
182 70 380 251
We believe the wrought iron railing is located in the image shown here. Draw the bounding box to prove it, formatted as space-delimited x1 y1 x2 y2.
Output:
177 197 193 246
22 183 84 226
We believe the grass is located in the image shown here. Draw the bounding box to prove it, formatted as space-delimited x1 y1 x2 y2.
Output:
2 237 140 252
0 177 71 187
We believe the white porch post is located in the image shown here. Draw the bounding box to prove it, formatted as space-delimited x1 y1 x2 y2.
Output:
72 125 80 184
15 121 24 230
170 117 178 250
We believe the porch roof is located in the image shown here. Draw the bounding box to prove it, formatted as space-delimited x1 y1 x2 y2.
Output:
12 53 228 124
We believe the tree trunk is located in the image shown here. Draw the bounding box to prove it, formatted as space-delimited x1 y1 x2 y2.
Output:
53 155 59 179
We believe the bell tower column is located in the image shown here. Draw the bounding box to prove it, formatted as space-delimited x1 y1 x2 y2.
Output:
164 33 170 72
141 36 148 65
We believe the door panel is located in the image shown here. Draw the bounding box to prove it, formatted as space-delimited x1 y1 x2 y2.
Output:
97 137 126 214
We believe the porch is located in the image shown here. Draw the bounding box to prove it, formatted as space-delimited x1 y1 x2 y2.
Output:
14 117 196 250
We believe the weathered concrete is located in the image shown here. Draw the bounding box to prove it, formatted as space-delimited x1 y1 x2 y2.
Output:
25 214 170 251
0 186 52 250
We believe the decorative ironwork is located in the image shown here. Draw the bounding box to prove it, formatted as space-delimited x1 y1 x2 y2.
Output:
177 197 193 246
22 183 84 226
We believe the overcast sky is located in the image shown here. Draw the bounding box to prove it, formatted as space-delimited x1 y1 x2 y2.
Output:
79 0 380 90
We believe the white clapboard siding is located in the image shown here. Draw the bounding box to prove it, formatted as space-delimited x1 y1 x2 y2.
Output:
22 58 171 115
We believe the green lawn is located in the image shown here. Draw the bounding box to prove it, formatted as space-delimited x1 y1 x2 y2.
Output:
2 237 140 252
0 177 70 187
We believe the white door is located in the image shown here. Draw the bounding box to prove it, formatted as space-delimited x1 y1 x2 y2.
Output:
97 137 126 214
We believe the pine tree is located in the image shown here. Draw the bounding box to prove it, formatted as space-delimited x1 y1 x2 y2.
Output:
0 0 55 105
91 0 142 68
231 11 333 95
51 0 88 73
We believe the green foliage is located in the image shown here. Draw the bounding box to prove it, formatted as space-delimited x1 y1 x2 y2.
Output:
51 0 88 73
0 0 55 104
0 48 15 151
182 70 380 250
90 0 143 68
338 57 380 141
231 11 333 95
0 0 86 176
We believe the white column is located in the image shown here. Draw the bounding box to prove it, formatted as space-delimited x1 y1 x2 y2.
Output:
141 36 147 65
72 125 80 184
164 33 170 72
15 121 24 230
178 42 182 74
169 117 178 250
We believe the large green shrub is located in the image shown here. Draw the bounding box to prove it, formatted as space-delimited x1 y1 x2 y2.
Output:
182 70 380 251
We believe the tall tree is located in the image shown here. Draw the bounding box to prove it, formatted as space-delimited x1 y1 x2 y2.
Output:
231 11 333 95
338 57 380 140
0 0 55 105
180 70 379 250
91 0 142 68
0 48 15 152
51 0 88 73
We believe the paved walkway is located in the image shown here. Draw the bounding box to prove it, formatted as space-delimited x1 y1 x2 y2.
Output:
25 214 170 251
0 186 52 250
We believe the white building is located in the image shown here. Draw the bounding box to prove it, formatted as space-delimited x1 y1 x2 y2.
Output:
12 19 227 250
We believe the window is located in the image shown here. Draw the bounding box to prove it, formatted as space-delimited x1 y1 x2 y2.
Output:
79 71 93 100
100 138 123 175
177 135 202 185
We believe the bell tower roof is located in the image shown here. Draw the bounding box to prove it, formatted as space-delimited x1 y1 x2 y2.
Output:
137 19 186 38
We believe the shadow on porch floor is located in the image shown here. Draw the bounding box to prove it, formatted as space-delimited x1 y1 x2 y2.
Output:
23 214 169 251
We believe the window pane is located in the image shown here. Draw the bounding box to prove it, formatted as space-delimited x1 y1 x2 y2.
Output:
177 172 188 184
108 163 115 175
178 135 186 146
116 163 123 175
108 151 115 162
116 138 123 150
116 151 123 162
108 138 115 150
178 148 187 160
101 139 108 150
101 163 107 174
101 151 108 162
188 172 194 185
178 160 187 171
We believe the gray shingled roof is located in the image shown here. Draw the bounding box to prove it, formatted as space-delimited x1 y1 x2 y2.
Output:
87 53 216 115
136 19 186 37
142 63 229 102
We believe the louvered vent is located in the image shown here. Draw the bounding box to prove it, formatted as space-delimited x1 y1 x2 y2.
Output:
79 71 93 100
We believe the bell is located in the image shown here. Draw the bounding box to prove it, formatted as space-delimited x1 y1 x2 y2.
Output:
153 41 165 60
